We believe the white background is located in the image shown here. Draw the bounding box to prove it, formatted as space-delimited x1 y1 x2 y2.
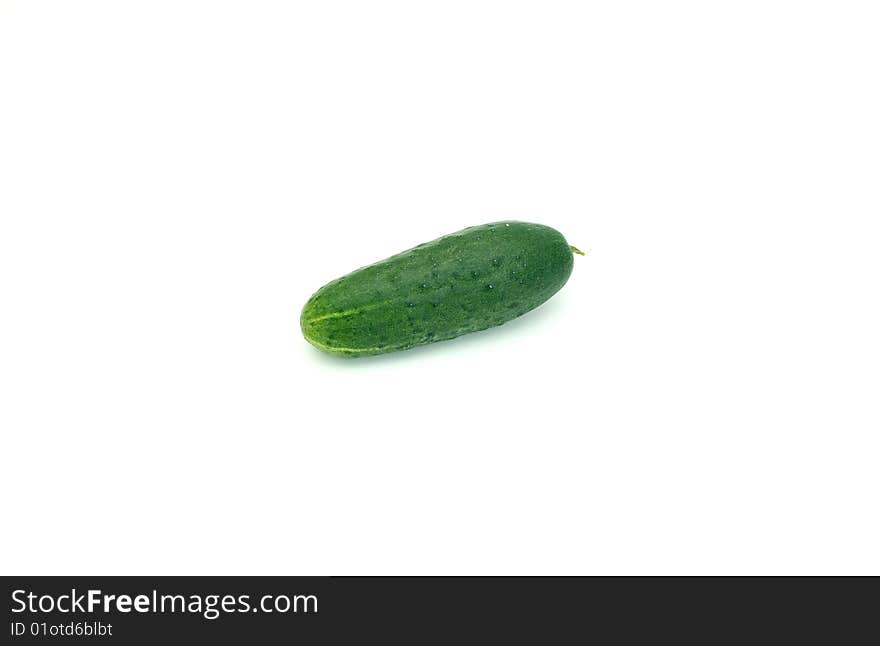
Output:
1 1 878 575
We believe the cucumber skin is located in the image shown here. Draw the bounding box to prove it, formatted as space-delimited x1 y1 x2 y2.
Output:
301 221 575 357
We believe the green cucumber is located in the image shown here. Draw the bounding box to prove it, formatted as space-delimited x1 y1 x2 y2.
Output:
301 221 582 357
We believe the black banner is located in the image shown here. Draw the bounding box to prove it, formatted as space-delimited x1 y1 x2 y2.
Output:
2 577 874 642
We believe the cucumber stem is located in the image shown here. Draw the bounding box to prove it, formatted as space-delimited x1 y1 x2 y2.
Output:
570 245 586 256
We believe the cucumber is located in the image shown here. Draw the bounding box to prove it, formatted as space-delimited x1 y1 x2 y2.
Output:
301 221 582 357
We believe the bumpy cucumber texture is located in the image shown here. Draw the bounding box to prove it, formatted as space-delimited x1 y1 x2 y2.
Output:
301 221 582 357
